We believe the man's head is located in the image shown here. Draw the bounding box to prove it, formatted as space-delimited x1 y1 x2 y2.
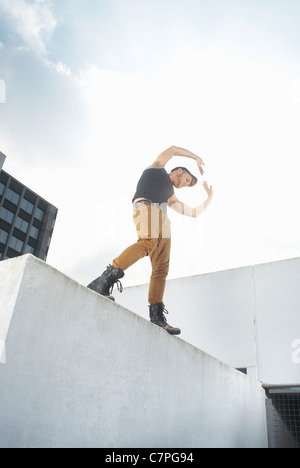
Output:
169 167 198 188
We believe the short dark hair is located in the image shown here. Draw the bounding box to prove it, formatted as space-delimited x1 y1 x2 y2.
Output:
171 167 198 187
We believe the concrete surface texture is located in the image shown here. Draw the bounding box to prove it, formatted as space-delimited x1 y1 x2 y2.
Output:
0 255 267 448
118 257 300 386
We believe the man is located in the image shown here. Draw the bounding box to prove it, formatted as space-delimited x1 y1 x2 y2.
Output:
87 146 213 335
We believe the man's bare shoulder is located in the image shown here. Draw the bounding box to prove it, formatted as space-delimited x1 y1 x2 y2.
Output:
147 163 165 169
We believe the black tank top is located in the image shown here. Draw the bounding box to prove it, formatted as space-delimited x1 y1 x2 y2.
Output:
132 168 174 204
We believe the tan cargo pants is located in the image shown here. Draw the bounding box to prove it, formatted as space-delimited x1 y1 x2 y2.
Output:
112 203 171 306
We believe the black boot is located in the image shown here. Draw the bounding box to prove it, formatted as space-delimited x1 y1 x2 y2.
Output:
87 265 124 298
149 303 181 335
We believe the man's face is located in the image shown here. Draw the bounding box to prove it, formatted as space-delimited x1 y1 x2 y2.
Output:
174 170 192 188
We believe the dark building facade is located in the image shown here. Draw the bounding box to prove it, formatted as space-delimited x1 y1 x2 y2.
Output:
0 154 58 262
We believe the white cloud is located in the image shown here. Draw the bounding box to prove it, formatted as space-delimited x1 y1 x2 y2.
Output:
0 0 57 57
0 0 71 76
49 60 72 76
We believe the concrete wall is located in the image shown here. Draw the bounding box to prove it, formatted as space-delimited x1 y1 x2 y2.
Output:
254 259 300 385
118 258 300 386
0 255 267 448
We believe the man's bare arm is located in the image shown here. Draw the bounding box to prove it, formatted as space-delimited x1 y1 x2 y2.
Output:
151 146 205 175
168 182 213 218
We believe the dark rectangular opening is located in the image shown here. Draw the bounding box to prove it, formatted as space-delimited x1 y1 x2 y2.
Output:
266 387 300 448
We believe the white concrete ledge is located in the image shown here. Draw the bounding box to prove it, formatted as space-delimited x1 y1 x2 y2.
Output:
118 257 300 386
0 255 267 448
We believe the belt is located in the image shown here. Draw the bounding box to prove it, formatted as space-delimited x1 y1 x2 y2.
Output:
133 200 168 215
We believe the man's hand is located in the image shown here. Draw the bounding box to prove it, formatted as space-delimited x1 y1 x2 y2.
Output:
168 180 213 218
196 157 205 176
203 181 213 199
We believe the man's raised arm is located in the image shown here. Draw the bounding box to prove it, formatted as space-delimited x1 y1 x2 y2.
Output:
168 181 213 218
151 146 205 175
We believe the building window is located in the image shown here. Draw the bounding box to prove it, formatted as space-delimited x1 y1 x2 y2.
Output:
35 207 44 221
6 188 20 205
15 217 29 234
9 236 24 253
21 198 34 215
24 245 35 254
0 207 14 224
30 225 39 239
0 229 8 244
0 182 5 196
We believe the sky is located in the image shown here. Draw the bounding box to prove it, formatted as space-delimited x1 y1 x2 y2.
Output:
0 0 300 291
